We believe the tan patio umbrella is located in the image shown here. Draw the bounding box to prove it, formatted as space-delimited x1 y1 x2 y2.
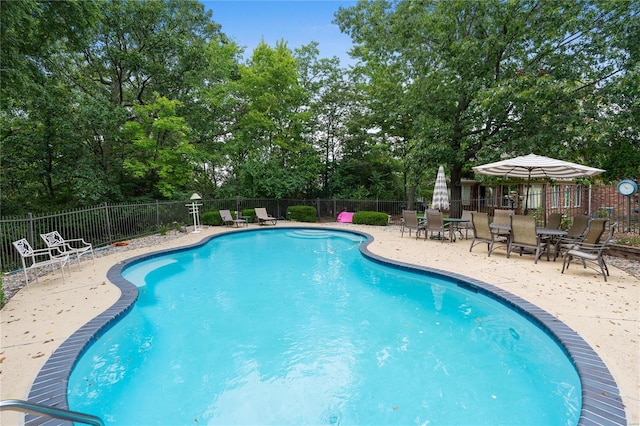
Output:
431 165 450 210
472 153 605 213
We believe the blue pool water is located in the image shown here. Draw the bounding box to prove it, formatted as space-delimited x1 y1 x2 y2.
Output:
68 229 580 425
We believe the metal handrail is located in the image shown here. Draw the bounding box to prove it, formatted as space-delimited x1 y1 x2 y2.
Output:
0 399 104 426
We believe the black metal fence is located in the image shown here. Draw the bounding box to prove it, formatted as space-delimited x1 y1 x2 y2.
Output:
0 198 409 273
1 189 638 273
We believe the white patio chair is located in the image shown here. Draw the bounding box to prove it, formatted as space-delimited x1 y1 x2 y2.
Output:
40 231 95 265
12 238 70 287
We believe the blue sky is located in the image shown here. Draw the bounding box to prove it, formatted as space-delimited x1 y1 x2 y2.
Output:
202 1 357 65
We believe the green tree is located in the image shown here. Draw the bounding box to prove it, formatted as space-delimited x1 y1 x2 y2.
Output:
335 0 638 215
230 41 319 198
123 96 196 198
294 43 353 196
1 0 238 212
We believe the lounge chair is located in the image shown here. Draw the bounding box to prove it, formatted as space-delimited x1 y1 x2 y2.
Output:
562 222 617 281
12 238 70 287
507 215 543 263
401 210 425 239
220 209 247 227
424 211 450 242
40 231 94 265
255 208 277 225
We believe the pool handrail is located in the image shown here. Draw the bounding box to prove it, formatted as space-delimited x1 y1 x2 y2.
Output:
0 399 104 425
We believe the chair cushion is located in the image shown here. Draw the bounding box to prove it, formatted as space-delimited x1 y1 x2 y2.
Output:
566 249 599 261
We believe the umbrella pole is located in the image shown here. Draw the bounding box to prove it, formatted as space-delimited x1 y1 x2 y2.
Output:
523 171 531 215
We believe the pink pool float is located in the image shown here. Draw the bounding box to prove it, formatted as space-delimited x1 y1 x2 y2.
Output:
337 211 355 223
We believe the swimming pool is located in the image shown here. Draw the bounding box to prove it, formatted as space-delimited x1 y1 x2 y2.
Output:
26 227 626 425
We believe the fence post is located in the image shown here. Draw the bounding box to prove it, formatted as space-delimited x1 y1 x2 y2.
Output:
103 202 113 243
28 213 34 244
156 200 160 227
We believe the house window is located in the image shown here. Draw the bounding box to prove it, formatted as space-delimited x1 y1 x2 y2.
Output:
480 187 496 207
527 184 542 209
462 185 471 205
551 186 560 208
564 185 572 208
574 185 582 207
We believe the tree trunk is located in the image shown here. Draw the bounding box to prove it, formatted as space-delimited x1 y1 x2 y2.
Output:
407 186 415 210
449 165 463 218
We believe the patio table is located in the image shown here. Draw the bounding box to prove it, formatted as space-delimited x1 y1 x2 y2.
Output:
443 218 470 242
536 228 568 261
490 224 568 261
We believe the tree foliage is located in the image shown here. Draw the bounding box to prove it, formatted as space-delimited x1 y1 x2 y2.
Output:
335 0 639 214
0 0 637 215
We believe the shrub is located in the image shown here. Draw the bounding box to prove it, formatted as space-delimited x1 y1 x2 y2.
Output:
352 211 389 226
202 210 223 226
242 209 257 223
287 206 317 222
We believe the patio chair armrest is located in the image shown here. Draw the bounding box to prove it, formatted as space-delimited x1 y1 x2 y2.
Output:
64 237 91 245
558 235 583 243
30 247 63 260
574 242 607 253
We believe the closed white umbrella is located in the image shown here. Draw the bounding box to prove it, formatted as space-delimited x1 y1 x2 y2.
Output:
473 153 605 213
431 165 450 210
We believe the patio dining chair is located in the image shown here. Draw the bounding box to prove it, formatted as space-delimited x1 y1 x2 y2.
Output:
40 231 94 265
490 209 513 241
401 210 425 239
469 212 506 256
562 222 617 281
492 209 514 226
507 215 543 263
546 212 563 230
554 217 607 261
12 238 70 287
459 209 475 239
424 211 450 242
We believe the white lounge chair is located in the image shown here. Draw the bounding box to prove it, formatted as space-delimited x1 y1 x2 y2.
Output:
40 231 94 265
255 208 277 225
12 238 70 287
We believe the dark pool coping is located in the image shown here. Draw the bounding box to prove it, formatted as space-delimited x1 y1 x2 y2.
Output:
25 226 626 425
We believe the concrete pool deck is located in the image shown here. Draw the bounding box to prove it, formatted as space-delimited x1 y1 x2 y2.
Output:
1 223 638 425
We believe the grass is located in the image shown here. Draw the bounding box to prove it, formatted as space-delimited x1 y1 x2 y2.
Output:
615 235 640 247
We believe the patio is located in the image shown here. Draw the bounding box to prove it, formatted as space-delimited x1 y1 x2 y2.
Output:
1 222 638 425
